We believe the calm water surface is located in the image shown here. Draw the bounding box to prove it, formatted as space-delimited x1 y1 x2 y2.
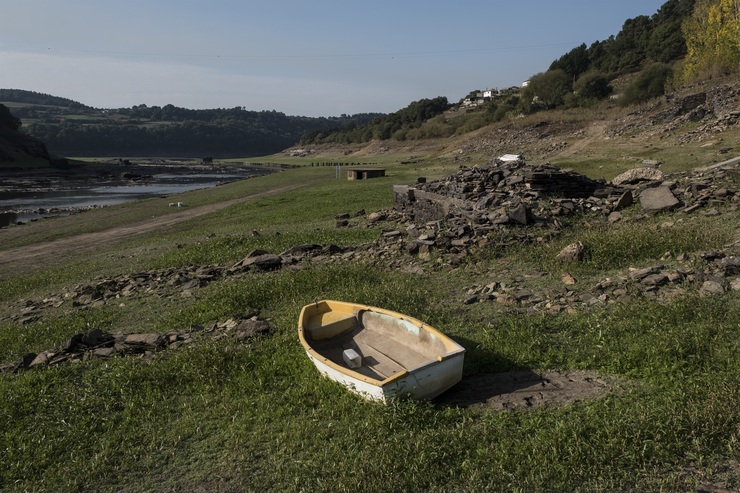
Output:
0 170 264 228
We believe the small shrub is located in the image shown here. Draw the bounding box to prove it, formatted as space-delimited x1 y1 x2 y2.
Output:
619 63 674 106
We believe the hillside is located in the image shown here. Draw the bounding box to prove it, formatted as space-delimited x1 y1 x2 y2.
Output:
297 0 738 151
0 103 50 163
284 76 740 178
4 0 737 162
0 85 738 490
0 89 382 158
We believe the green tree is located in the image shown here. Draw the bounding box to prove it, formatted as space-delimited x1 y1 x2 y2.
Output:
620 62 674 106
491 95 519 122
520 69 571 112
611 15 653 72
573 71 613 102
648 0 696 62
550 43 590 80
299 97 449 144
682 0 740 80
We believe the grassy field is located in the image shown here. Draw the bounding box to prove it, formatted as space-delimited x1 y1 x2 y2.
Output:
0 156 738 492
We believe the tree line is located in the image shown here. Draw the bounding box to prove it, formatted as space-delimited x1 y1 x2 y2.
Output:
303 0 738 145
524 0 738 111
1 90 381 157
4 0 737 154
299 97 451 145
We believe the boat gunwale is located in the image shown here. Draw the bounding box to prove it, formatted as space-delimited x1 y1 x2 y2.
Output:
298 300 464 387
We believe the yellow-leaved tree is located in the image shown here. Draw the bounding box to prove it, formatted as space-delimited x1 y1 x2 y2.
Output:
682 0 740 80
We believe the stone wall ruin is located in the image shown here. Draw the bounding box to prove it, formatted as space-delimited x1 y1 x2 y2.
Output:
393 158 622 226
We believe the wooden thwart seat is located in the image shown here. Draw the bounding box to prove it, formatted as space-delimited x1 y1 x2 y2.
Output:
299 300 466 401
311 320 436 382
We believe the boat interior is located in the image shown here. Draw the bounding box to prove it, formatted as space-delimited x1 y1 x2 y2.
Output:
304 306 452 382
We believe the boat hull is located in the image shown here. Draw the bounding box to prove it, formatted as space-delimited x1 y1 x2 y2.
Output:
298 300 465 402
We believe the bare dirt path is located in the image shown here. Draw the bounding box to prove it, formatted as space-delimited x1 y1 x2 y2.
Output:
0 179 319 273
552 121 609 159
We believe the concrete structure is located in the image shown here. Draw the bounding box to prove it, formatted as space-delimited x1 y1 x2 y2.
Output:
347 168 386 180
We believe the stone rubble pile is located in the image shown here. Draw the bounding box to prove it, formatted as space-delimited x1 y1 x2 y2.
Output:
0 316 275 374
371 158 732 267
12 265 226 325
393 158 625 226
10 246 357 324
5 158 737 358
462 249 740 313
350 157 739 306
381 157 739 261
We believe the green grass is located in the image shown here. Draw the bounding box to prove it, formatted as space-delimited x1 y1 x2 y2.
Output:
513 210 738 275
1 271 736 491
1 161 738 492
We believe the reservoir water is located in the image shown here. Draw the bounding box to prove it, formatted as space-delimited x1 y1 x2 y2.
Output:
0 167 268 228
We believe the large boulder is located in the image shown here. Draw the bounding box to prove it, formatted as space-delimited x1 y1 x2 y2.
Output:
612 168 666 186
639 186 680 214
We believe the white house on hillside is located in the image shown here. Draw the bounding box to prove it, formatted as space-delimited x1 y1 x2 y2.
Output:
461 88 498 108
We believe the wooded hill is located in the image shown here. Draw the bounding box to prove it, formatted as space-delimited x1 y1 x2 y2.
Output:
0 89 382 158
301 0 739 146
0 102 51 163
3 0 737 159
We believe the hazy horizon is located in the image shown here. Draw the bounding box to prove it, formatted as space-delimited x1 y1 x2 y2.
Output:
1 0 669 118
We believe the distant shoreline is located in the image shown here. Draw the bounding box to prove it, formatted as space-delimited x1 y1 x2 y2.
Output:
0 160 273 227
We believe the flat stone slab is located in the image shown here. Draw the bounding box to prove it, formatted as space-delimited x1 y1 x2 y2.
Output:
640 185 680 213
612 167 666 185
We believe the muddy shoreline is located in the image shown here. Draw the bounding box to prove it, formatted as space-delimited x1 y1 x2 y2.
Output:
0 158 273 226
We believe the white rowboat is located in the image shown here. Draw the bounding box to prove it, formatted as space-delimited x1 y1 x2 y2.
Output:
298 300 465 402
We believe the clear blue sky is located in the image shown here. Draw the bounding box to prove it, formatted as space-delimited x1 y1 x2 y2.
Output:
1 0 669 117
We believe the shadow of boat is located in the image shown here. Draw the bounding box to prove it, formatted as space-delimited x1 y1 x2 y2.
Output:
435 337 618 410
437 369 618 410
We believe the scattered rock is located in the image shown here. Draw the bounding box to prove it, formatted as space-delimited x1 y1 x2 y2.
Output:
629 266 662 281
561 273 577 285
368 212 387 222
608 211 623 223
557 242 587 262
613 191 634 211
240 253 283 271
122 333 165 351
639 185 681 214
463 294 479 305
281 244 322 256
612 168 666 185
508 203 531 225
1 316 277 374
701 280 726 295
